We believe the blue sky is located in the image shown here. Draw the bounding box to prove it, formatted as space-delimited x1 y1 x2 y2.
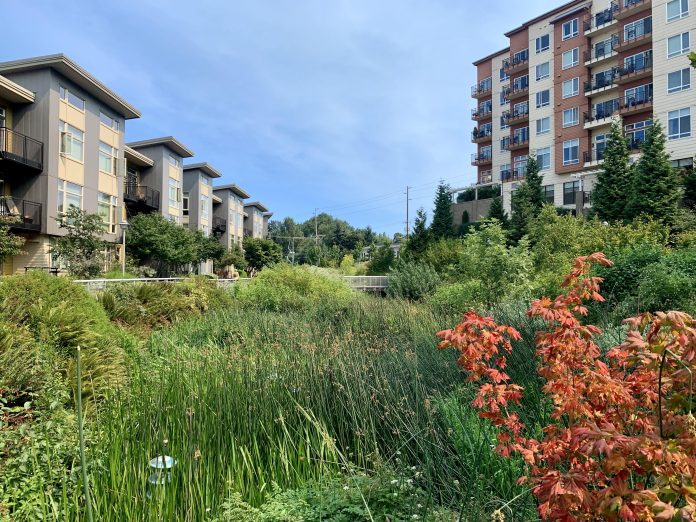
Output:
3 0 557 234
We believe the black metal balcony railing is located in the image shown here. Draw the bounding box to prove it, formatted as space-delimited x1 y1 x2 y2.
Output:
619 20 653 47
584 69 619 93
212 216 227 233
628 136 645 150
471 81 493 98
471 127 493 141
471 152 493 164
584 34 619 62
503 52 530 73
584 149 607 163
620 94 653 113
618 54 653 77
584 5 618 31
503 106 530 123
471 106 493 120
0 127 44 172
0 197 42 232
584 99 621 123
124 183 161 210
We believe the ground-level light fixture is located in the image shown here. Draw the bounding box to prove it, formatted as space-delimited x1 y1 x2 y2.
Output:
119 220 129 276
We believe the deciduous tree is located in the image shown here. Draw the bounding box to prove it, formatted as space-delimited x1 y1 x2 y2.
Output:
243 237 282 276
52 207 107 278
0 214 25 266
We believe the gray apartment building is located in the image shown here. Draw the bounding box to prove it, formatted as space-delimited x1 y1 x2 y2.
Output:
213 184 250 249
243 201 270 239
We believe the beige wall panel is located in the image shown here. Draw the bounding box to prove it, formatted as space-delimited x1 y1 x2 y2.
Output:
98 172 118 195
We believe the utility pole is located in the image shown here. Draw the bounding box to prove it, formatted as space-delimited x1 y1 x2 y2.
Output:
405 186 411 239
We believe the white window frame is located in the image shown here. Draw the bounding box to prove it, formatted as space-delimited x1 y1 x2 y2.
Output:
98 192 117 234
562 19 579 40
535 34 550 53
536 147 551 170
668 108 691 140
562 107 579 128
201 194 210 220
168 154 181 168
668 68 691 93
536 117 551 135
563 139 580 166
536 62 550 81
667 0 689 22
667 32 690 58
59 120 84 162
57 180 83 214
562 48 579 70
168 177 181 209
535 89 550 108
59 85 85 111
562 77 580 98
624 16 652 42
99 111 120 132
99 141 117 175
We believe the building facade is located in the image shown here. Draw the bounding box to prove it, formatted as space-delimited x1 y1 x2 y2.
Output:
243 201 269 239
471 0 695 214
213 184 251 249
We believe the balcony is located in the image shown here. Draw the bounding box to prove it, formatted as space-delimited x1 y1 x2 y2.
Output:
583 149 606 166
0 127 44 173
471 82 493 99
583 99 620 129
479 171 493 184
583 35 619 65
504 56 529 76
0 197 42 232
471 152 493 166
617 55 653 84
124 183 161 211
506 83 529 101
501 169 526 183
628 136 645 151
584 70 619 96
504 107 530 125
619 95 653 115
584 5 618 35
471 106 493 121
212 216 227 234
471 127 493 144
506 132 530 151
612 0 652 20
615 25 653 53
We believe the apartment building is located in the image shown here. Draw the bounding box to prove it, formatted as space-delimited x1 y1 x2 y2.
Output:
243 201 269 239
213 184 250 249
0 54 140 274
471 0 695 214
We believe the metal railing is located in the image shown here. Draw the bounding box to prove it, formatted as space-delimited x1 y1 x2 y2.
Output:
584 5 618 31
584 99 620 123
471 126 493 141
472 151 493 164
124 183 161 210
471 81 493 97
212 216 227 233
584 69 619 93
471 106 493 119
344 276 388 291
584 34 619 62
620 94 653 112
583 149 606 163
0 196 42 231
0 127 43 171
618 54 653 77
620 19 652 46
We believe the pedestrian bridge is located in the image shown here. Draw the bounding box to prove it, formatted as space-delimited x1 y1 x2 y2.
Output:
343 276 388 292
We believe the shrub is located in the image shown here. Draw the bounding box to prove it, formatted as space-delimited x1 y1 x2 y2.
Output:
386 260 440 301
235 264 356 312
428 280 485 314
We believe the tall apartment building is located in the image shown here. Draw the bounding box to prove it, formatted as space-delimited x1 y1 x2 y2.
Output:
243 201 269 239
0 54 140 274
471 0 695 214
213 184 250 249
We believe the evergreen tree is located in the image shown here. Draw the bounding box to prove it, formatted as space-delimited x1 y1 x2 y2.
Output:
592 121 632 221
430 181 454 239
404 207 429 258
487 196 509 227
626 121 682 225
509 155 544 242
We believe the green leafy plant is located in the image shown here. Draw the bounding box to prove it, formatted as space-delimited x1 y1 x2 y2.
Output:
52 207 107 278
386 260 440 301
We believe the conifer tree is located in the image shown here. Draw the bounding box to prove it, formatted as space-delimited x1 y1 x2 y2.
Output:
626 121 682 225
487 196 509 227
592 121 632 221
404 207 430 258
509 155 544 242
430 181 454 239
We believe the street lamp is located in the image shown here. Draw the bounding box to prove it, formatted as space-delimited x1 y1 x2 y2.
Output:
119 220 129 276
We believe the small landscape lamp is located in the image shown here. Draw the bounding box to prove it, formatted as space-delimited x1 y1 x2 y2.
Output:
148 454 176 486
119 220 129 275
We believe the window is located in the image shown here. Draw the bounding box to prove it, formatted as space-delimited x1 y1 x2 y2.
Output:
563 181 581 205
562 77 580 98
536 117 551 135
59 121 84 162
513 126 529 144
562 18 579 40
99 142 116 175
563 139 579 165
668 32 690 58
500 164 511 180
625 83 653 105
563 107 579 127
595 134 608 161
499 67 509 82
562 48 579 69
512 75 529 92
168 154 181 168
201 194 210 219
543 185 555 204
537 147 551 170
500 91 507 105
57 180 83 214
625 119 653 147
668 68 691 93
59 86 85 111
668 108 691 140
536 89 550 108
183 192 190 216
536 34 550 53
168 177 181 208
624 17 652 42
97 193 117 233
99 112 120 132
667 0 689 21
500 115 509 130
501 136 510 151
536 62 550 81
513 155 528 178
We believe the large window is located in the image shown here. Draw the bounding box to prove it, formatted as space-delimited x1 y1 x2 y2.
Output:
563 77 580 98
562 107 579 128
536 62 550 81
668 32 690 58
563 181 580 205
99 111 120 132
513 155 528 178
536 34 550 53
563 139 579 165
168 177 180 209
624 17 652 42
624 83 653 105
201 194 210 220
98 192 117 233
59 121 84 162
562 19 579 40
562 48 579 69
537 147 551 170
536 117 551 135
668 68 691 93
57 180 83 214
499 67 509 82
667 0 689 21
543 185 555 204
668 108 691 140
99 141 116 175
536 89 550 108
168 154 181 168
625 119 653 147
59 86 85 111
